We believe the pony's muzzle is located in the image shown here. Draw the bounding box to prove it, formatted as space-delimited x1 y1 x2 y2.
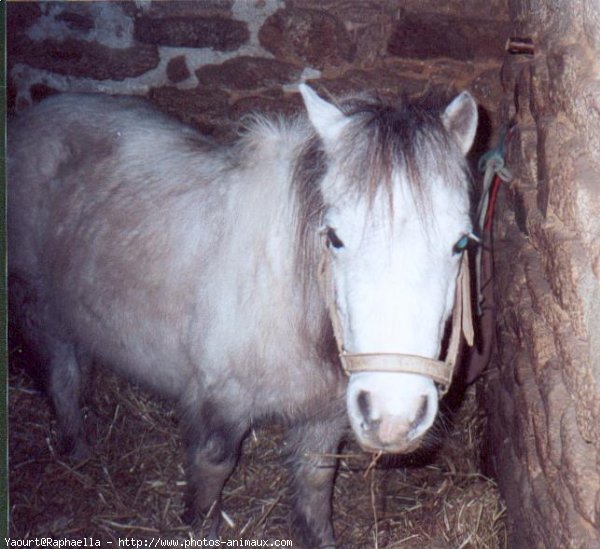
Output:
346 371 438 453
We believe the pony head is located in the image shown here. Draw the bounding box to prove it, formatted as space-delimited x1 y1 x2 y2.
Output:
300 84 478 453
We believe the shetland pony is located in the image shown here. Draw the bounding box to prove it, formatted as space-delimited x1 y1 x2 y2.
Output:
8 85 477 547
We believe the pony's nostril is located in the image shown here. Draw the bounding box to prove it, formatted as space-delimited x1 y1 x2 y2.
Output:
357 390 371 425
410 396 428 431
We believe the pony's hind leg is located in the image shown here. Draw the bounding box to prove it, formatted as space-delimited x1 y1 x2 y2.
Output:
181 401 247 537
286 415 346 549
11 277 90 460
47 340 90 460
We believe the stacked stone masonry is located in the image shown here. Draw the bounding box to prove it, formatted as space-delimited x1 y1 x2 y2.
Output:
7 1 600 546
7 0 507 141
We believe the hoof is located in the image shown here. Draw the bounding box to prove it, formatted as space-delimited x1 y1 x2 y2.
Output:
182 503 221 540
60 434 91 463
181 506 197 528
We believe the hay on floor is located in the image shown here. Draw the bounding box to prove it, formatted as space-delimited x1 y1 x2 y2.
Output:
9 353 506 548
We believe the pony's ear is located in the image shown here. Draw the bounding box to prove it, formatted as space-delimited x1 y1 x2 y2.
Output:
442 91 478 155
299 84 348 145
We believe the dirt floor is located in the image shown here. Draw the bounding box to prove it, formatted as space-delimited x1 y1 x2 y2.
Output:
9 346 507 548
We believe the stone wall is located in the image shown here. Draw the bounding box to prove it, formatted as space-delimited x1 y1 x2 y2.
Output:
483 0 600 546
7 0 508 142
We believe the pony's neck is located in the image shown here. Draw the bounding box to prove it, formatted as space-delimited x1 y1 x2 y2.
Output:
232 117 331 358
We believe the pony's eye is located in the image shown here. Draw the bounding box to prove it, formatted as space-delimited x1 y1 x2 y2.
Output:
452 235 470 255
326 227 345 249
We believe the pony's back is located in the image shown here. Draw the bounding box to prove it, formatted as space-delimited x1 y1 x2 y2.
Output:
8 94 215 275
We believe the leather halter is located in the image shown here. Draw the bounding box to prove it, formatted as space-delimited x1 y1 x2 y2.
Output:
319 239 474 396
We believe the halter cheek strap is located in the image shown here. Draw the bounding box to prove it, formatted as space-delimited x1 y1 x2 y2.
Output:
319 244 474 396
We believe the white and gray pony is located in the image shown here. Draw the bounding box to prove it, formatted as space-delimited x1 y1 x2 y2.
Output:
8 84 477 547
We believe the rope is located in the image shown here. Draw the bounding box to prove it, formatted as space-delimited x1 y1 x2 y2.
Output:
475 125 515 315
464 123 515 384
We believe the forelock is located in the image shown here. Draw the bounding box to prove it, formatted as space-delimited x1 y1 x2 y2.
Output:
332 94 471 209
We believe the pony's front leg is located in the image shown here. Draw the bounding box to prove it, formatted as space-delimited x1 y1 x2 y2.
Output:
285 415 346 549
181 408 246 538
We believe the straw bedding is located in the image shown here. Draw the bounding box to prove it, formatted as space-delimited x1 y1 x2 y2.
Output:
9 348 506 548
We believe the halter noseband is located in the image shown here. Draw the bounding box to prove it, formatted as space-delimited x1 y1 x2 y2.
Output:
319 240 474 396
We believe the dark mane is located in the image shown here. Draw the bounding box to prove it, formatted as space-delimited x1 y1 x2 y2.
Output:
292 134 330 346
337 95 469 206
